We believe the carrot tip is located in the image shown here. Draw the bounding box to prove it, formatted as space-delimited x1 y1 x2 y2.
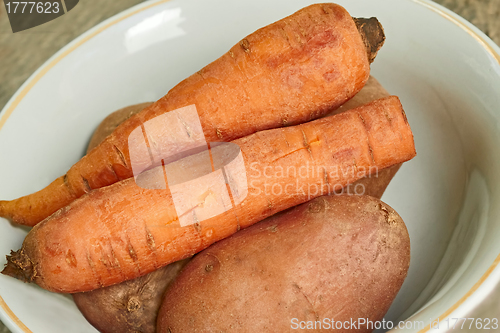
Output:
1 249 35 283
353 17 386 64
0 201 17 225
0 201 7 218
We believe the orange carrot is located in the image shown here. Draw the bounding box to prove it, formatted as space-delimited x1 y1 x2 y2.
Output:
2 96 414 293
328 76 402 198
0 3 385 227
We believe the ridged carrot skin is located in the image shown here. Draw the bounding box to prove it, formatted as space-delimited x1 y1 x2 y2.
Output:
327 76 401 198
2 96 415 293
0 3 384 226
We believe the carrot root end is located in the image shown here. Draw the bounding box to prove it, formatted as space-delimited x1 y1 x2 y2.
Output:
0 201 10 220
353 17 386 63
1 249 36 283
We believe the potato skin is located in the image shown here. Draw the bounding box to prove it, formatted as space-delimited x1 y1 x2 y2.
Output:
157 195 410 333
73 259 189 333
87 102 153 154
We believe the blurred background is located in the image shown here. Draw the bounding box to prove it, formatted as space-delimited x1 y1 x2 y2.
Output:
0 0 499 332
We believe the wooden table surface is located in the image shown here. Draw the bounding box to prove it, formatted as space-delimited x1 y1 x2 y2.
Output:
0 0 499 332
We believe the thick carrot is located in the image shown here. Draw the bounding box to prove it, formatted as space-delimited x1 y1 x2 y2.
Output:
2 96 414 293
0 3 385 227
327 76 402 198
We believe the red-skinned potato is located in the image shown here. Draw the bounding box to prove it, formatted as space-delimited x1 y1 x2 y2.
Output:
157 194 410 333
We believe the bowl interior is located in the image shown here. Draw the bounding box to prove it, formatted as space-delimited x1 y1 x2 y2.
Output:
1 0 500 332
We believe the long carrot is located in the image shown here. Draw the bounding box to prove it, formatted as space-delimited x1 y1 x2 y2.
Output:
2 96 415 293
0 3 385 227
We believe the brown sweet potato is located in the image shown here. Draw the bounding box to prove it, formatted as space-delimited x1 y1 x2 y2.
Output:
157 194 410 332
73 259 188 333
86 103 153 154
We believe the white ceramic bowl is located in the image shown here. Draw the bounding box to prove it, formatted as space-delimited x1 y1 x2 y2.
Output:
1 0 500 332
